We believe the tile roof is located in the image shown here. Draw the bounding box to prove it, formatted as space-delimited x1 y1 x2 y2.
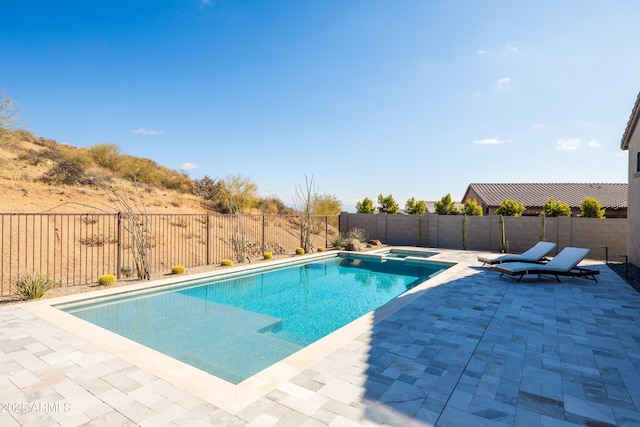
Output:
464 183 627 209
621 91 640 150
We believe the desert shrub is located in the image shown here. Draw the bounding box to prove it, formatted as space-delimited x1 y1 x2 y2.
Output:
295 248 305 255
171 265 186 275
313 193 342 215
17 149 46 166
15 274 54 300
263 252 273 260
346 227 367 242
221 259 233 266
317 247 325 252
330 234 347 248
219 174 259 213
255 196 292 214
88 143 121 172
541 198 571 217
579 197 605 218
120 265 133 278
42 156 88 185
80 232 115 247
495 199 526 217
172 217 189 228
98 274 116 286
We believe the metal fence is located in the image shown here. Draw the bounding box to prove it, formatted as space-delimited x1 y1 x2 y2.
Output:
0 213 340 296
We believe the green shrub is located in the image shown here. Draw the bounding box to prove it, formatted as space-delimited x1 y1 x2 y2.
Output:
15 274 54 300
495 199 526 217
171 265 186 275
434 193 459 215
221 259 233 266
541 198 571 217
263 252 273 260
405 197 427 215
579 197 605 218
355 197 376 213
317 247 325 252
98 274 116 286
377 194 399 214
295 248 305 255
460 198 483 216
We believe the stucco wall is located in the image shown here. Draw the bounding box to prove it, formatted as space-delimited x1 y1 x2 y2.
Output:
627 125 640 265
340 213 627 261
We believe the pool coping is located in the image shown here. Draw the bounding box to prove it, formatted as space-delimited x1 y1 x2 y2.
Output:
19 247 464 415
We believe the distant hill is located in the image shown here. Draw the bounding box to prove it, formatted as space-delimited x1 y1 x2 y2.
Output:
0 129 212 214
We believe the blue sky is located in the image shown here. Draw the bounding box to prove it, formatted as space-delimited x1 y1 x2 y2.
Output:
2 1 637 212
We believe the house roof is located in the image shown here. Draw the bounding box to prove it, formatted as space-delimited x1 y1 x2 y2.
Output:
621 91 640 150
463 183 627 209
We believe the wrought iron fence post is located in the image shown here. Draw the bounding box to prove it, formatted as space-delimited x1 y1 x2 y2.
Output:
325 215 328 248
206 214 211 265
262 214 266 255
116 212 122 279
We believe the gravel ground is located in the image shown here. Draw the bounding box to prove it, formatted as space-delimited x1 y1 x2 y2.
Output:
608 261 640 294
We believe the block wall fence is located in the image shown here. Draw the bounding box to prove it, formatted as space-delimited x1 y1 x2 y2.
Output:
339 212 627 262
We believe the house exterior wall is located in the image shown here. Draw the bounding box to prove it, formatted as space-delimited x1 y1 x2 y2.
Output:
627 125 640 265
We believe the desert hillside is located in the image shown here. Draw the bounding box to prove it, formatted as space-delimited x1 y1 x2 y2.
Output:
0 131 212 214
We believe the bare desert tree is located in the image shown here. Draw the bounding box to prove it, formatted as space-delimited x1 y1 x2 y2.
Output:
0 90 26 147
293 175 318 253
95 178 152 280
0 90 24 131
219 174 259 262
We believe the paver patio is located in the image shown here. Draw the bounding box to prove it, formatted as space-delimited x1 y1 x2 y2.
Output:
1 249 639 426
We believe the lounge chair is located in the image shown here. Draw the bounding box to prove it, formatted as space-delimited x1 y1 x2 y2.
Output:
477 241 557 265
493 247 599 282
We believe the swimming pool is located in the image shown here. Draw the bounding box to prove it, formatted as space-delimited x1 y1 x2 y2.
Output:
57 252 452 384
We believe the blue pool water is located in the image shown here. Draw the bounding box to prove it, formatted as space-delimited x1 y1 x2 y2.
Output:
60 254 451 384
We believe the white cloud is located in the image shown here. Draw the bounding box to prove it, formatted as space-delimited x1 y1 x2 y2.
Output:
473 138 504 145
180 162 199 171
556 138 582 150
532 123 547 130
201 0 212 5
587 139 601 148
495 77 511 89
477 49 486 56
505 44 518 53
130 128 164 135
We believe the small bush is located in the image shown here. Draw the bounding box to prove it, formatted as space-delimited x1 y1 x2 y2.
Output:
330 234 347 248
120 265 133 278
541 198 571 217
579 197 605 218
98 274 116 286
221 259 233 266
317 246 325 252
346 227 367 242
171 265 186 275
295 248 305 255
495 199 526 217
263 252 273 260
15 274 54 300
